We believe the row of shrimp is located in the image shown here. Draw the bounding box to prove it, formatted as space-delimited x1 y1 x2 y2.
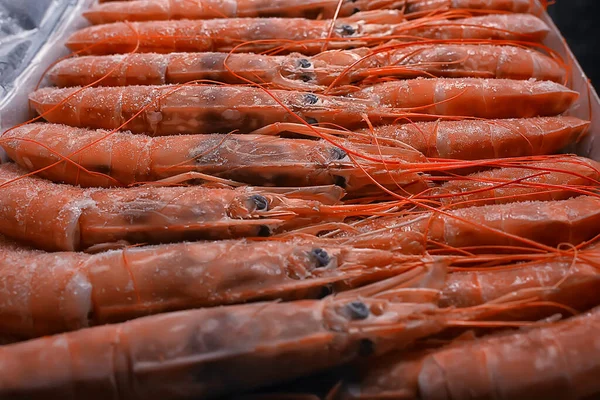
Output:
0 0 599 398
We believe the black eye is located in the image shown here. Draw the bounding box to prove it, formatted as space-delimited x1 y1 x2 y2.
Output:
311 248 330 267
250 194 269 211
346 301 370 320
339 24 356 36
358 339 375 357
318 285 333 298
333 175 346 188
331 147 347 160
298 58 312 68
300 74 313 82
305 93 319 105
258 225 271 237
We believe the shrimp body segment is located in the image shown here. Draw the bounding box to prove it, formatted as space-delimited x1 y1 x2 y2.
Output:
0 163 348 252
47 44 566 89
65 14 550 55
341 305 600 400
353 78 577 119
437 157 600 208
353 116 588 159
1 123 429 195
0 235 428 338
29 80 577 135
441 250 600 310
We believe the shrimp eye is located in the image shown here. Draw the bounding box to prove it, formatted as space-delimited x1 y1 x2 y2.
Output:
305 93 319 105
298 58 312 68
358 339 375 357
311 248 330 267
331 147 347 160
300 74 313 82
333 175 347 188
250 194 269 211
346 301 370 320
258 225 272 237
339 24 356 36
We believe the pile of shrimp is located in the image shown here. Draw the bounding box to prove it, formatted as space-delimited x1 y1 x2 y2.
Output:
0 0 599 398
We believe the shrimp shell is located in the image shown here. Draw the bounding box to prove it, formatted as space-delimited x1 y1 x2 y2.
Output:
1 123 429 195
0 163 349 252
46 44 566 90
65 14 550 55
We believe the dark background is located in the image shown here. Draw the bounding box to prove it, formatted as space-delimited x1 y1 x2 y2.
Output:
547 1 600 89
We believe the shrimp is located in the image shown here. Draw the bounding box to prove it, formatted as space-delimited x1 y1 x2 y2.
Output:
252 116 589 159
83 0 534 24
0 162 369 252
28 80 577 135
339 305 600 400
0 234 436 338
0 276 536 399
351 78 577 120
435 157 600 208
65 14 550 55
0 123 429 196
441 247 600 310
46 44 567 90
341 196 600 253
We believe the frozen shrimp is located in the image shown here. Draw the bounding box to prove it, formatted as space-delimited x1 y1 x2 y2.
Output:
1 123 429 195
0 162 364 252
0 234 434 338
65 14 550 55
46 44 567 89
28 80 577 135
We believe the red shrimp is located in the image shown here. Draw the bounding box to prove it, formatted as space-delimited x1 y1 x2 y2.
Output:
252 116 589 159
28 80 577 135
435 157 600 208
339 305 600 400
84 0 535 24
0 277 537 399
65 14 550 55
0 234 435 338
0 162 371 252
46 44 567 89
0 123 429 196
